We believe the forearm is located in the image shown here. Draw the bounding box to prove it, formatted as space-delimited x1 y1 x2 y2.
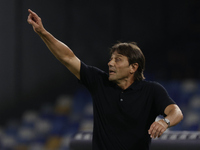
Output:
38 29 75 65
27 9 81 79
165 105 183 127
149 104 183 138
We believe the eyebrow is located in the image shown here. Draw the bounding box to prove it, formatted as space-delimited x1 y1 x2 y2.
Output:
111 54 124 58
116 54 123 57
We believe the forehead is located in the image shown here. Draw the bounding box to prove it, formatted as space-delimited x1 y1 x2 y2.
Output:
111 51 126 58
111 51 124 57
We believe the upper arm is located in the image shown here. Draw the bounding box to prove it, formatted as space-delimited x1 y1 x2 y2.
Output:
164 104 180 115
153 82 175 116
62 55 81 80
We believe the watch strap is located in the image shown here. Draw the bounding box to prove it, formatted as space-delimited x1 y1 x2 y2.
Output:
163 118 170 127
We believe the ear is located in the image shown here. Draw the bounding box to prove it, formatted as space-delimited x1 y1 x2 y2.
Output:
130 63 139 74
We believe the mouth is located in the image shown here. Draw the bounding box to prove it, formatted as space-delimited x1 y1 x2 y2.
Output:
109 69 116 75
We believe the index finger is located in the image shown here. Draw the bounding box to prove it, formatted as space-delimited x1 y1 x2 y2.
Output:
28 9 33 14
148 122 156 134
28 9 38 16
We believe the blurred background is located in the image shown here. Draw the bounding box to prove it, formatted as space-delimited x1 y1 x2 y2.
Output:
0 0 200 149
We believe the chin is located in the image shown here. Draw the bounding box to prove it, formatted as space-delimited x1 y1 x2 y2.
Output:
108 76 115 81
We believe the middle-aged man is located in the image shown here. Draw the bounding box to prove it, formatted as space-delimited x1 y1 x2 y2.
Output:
27 9 183 150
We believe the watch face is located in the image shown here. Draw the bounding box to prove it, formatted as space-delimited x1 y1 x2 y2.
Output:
164 118 170 126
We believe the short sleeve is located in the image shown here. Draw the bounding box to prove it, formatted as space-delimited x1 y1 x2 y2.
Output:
79 61 107 92
79 62 95 88
153 82 176 116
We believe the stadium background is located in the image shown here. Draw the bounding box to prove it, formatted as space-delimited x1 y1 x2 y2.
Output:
0 0 200 149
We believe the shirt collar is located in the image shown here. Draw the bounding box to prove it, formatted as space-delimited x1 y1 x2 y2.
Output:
111 80 143 91
126 80 143 91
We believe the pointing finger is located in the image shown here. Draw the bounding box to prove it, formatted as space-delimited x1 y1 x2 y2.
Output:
28 9 35 15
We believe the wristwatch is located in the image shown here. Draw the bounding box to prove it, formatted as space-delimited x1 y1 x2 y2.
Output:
163 118 170 127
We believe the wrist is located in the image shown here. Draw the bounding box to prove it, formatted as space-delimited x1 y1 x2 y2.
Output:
37 28 47 36
163 118 170 128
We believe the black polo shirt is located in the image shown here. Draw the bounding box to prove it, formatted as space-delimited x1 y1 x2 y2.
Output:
79 62 175 150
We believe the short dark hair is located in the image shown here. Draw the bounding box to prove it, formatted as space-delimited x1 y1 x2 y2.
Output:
110 42 145 81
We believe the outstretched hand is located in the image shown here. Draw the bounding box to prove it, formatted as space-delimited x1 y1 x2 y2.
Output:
148 119 168 139
27 9 45 34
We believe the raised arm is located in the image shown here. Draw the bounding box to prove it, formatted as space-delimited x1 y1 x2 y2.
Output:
27 9 81 79
148 104 183 139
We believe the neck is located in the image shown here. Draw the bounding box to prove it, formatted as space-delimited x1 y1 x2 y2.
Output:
115 78 134 90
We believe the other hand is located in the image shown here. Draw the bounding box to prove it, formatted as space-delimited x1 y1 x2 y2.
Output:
148 119 168 139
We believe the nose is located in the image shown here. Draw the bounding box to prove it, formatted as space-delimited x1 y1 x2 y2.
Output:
108 58 114 67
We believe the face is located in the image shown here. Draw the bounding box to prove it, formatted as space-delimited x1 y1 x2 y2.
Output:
108 51 135 83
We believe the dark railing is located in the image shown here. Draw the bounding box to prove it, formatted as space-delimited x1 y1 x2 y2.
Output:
70 131 200 150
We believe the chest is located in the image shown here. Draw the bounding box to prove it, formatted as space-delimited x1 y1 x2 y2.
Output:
93 85 154 119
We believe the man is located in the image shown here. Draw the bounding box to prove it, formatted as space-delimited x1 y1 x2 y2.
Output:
27 9 183 150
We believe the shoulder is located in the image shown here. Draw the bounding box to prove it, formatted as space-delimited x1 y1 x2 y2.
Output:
140 80 167 93
141 80 164 88
81 61 107 75
80 61 109 83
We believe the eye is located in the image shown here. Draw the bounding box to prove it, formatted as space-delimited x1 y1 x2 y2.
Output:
115 58 121 62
